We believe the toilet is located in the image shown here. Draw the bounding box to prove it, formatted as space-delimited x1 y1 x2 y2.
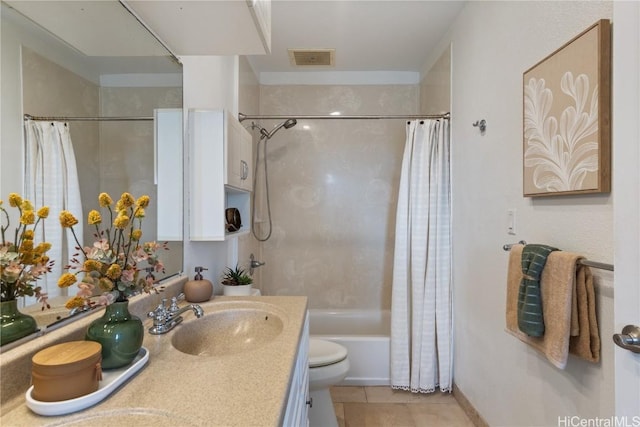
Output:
308 338 350 427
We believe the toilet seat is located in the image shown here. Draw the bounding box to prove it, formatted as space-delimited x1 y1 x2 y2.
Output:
309 338 348 367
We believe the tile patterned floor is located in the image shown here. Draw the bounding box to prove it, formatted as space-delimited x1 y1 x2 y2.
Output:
330 386 474 427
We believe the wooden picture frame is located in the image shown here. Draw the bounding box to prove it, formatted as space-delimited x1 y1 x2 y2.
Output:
523 19 611 197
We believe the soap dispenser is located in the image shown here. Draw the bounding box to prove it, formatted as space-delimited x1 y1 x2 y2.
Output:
183 266 213 303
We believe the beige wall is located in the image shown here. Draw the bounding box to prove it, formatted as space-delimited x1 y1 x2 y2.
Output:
257 84 418 309
420 46 451 115
423 1 614 424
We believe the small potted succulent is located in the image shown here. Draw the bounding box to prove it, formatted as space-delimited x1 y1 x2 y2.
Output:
221 265 253 296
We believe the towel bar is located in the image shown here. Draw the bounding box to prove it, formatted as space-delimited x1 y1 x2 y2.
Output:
503 241 614 271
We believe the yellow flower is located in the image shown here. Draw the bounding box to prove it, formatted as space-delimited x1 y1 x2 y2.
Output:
119 192 135 208
21 200 34 211
59 211 79 228
22 230 34 240
20 210 35 225
35 255 49 265
136 195 150 208
34 242 51 254
98 193 113 207
58 272 77 288
21 252 35 265
8 193 22 207
106 264 122 280
131 229 143 241
98 277 114 291
87 210 102 225
84 260 102 272
20 240 34 252
37 206 49 219
134 208 145 219
113 214 129 229
65 296 86 310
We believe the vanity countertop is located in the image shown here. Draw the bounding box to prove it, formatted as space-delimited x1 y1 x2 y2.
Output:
0 295 308 427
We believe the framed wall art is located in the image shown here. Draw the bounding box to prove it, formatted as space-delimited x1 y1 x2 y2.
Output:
523 19 611 197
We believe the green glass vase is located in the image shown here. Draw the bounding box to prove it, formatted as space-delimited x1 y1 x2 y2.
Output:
85 300 143 369
1 299 38 346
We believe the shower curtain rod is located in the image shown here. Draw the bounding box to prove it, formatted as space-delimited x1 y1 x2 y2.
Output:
24 114 153 122
238 112 450 122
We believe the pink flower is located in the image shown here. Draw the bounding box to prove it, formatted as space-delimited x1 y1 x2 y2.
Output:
77 282 95 298
30 264 48 278
94 239 109 251
96 295 110 306
121 268 135 282
132 247 148 263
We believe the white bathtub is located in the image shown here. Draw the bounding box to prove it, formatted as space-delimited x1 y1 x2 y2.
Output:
308 309 390 386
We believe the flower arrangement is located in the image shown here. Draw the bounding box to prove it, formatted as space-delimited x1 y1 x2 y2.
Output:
58 192 167 310
0 193 53 309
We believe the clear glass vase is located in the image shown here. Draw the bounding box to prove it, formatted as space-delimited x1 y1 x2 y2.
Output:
0 299 38 346
85 300 143 369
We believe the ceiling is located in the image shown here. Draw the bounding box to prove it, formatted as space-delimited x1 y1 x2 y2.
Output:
248 0 465 74
4 0 465 78
2 0 180 78
4 0 169 57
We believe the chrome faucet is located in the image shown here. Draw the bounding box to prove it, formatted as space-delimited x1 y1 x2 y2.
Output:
147 295 204 335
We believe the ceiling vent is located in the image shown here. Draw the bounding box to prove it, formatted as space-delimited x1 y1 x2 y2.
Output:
288 49 335 67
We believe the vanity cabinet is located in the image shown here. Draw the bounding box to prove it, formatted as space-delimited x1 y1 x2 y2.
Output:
189 109 253 241
282 312 310 427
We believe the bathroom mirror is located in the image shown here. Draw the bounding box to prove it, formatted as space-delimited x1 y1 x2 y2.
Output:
0 1 183 337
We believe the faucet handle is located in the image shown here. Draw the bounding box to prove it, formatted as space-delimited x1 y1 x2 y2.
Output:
169 297 180 314
148 298 169 319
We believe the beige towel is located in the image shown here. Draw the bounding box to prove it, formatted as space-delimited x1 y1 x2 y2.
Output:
506 244 600 369
569 265 600 363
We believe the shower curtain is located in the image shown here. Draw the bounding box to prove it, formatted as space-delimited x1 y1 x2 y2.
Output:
390 119 452 393
24 120 83 300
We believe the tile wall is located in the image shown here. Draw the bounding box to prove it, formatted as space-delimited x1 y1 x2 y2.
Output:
256 84 418 309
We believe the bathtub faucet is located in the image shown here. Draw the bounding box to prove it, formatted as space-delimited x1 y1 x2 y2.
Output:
147 296 203 335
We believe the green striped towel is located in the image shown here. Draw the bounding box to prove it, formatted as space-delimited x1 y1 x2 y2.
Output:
517 244 558 337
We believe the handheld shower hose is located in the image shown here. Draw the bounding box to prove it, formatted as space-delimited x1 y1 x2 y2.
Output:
251 119 297 241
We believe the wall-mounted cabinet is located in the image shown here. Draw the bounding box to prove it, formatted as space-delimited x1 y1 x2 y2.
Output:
226 113 253 192
189 109 253 241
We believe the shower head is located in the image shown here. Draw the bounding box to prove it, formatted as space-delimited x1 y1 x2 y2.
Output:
258 118 297 140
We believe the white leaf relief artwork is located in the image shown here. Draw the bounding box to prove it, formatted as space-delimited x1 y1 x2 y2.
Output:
524 72 599 192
